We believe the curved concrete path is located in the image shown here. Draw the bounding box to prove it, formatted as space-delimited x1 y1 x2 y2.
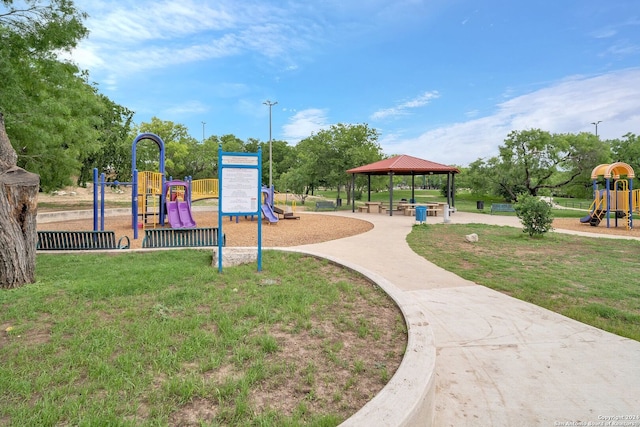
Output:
293 211 640 426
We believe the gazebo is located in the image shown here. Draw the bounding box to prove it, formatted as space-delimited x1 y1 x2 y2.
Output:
346 155 460 216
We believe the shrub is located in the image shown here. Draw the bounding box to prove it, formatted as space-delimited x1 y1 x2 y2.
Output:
514 194 554 237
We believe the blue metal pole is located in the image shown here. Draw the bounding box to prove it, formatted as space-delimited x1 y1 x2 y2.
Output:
258 148 263 272
217 147 223 273
606 178 611 228
133 170 139 240
629 178 634 229
100 173 106 231
93 168 98 232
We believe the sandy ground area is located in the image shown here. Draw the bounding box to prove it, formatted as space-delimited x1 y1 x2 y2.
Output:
37 186 374 249
552 217 640 238
37 210 374 249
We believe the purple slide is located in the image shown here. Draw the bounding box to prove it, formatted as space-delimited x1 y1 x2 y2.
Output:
177 200 196 228
166 200 197 228
261 187 278 223
261 203 279 223
164 180 197 228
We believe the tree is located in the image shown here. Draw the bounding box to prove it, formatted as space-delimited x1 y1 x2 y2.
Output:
295 131 334 197
0 113 40 288
1 0 103 191
294 124 383 203
78 95 135 185
471 129 609 201
330 123 383 204
131 117 198 179
610 133 640 169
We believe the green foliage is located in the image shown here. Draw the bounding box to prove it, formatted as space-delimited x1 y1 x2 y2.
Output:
513 193 554 237
0 0 136 190
292 123 383 202
464 129 610 202
78 95 134 185
610 132 640 179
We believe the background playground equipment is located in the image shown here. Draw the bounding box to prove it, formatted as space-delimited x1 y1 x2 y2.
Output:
164 180 196 228
131 133 166 239
581 162 639 229
261 187 279 224
92 168 135 232
131 133 220 239
273 193 300 220
137 170 163 229
190 178 219 202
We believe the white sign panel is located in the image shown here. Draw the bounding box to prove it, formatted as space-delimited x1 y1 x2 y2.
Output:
221 167 259 213
222 155 259 166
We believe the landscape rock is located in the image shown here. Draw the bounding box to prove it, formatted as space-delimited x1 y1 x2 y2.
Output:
464 233 479 243
212 247 258 268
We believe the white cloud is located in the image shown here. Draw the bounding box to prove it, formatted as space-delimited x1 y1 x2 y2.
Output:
71 0 320 82
371 91 440 120
281 108 330 143
380 68 640 167
162 100 209 117
85 0 236 43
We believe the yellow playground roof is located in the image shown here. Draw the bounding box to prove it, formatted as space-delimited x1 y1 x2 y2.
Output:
590 162 635 180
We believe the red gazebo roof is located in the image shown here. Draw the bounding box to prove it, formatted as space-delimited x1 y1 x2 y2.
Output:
347 155 459 175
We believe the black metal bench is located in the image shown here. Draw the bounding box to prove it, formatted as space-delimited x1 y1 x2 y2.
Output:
490 203 516 214
37 231 130 250
314 201 337 211
142 227 225 248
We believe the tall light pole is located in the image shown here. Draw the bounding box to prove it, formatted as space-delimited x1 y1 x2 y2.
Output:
263 100 277 190
591 120 602 137
201 121 206 143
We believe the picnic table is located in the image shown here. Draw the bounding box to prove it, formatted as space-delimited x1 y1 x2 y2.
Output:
397 202 442 216
364 201 383 213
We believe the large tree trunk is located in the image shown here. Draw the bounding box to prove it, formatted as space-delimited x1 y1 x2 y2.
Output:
0 113 40 289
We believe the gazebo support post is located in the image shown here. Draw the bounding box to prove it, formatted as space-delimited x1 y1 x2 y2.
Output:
444 172 456 208
388 172 394 216
411 173 415 203
367 174 371 201
451 172 456 208
351 173 356 213
445 173 451 207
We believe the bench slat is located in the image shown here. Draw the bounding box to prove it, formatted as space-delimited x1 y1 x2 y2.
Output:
315 201 337 211
37 231 127 250
142 227 225 248
490 203 516 214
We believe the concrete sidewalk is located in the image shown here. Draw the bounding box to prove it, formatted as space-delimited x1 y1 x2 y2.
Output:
293 211 640 426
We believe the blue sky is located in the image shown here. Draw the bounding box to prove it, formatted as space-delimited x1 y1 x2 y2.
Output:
70 0 640 166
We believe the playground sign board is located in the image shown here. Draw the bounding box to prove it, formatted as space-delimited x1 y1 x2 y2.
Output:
217 147 262 272
220 168 259 213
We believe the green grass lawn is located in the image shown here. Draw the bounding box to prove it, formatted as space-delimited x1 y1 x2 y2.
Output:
407 223 640 341
0 251 406 426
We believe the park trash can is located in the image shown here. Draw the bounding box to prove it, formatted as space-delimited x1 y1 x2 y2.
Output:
415 206 427 223
477 200 484 210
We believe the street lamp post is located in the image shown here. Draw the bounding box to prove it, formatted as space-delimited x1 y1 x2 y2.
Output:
201 121 206 143
591 120 602 137
263 100 277 190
